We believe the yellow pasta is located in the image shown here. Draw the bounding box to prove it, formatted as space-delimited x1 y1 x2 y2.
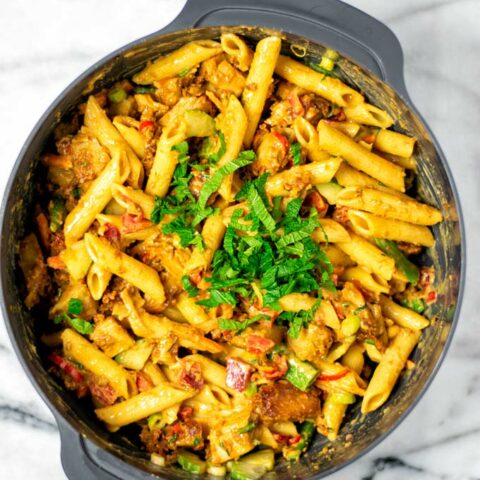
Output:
318 120 405 191
374 129 416 158
336 233 395 281
362 328 421 413
86 263 113 301
84 96 144 188
242 36 281 147
293 117 330 163
63 150 129 246
112 116 145 159
84 233 166 304
336 186 443 225
343 103 394 128
341 266 390 296
275 55 364 107
379 295 430 330
133 40 223 84
59 240 92 281
62 328 133 399
311 219 351 243
220 33 253 72
95 384 196 427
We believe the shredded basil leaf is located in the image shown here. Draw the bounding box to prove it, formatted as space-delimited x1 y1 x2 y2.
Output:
290 142 302 166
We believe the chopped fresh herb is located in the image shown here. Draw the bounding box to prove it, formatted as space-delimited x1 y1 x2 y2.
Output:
134 85 156 94
365 339 375 346
67 298 83 316
290 142 302 166
108 86 127 103
54 312 93 335
178 67 190 77
217 315 266 332
238 422 257 434
181 275 199 298
247 184 276 232
198 150 256 208
197 289 237 308
279 300 321 339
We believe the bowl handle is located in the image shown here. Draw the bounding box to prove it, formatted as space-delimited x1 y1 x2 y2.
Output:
160 0 409 99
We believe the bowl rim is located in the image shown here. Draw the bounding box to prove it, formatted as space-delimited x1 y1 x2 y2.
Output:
0 23 466 480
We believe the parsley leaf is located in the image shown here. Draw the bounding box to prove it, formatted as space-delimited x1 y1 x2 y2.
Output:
217 315 265 332
53 312 94 335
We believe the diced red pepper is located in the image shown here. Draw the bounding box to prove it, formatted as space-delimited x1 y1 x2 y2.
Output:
273 131 289 153
172 422 182 434
246 335 275 355
139 120 155 132
427 291 437 303
226 357 253 392
317 369 349 382
48 353 84 383
104 222 121 242
272 433 290 444
288 435 303 446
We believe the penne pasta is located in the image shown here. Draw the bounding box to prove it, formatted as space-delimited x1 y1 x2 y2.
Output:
379 295 430 330
343 103 394 128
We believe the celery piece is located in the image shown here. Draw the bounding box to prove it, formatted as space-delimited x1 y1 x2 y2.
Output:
285 355 318 391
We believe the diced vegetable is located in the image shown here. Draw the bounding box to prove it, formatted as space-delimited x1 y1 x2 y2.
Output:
226 358 253 392
177 451 206 474
285 354 318 391
246 335 275 354
284 421 315 461
48 352 84 383
108 86 127 103
184 110 216 137
199 131 226 163
315 182 343 205
245 382 257 397
134 85 156 94
401 298 426 314
290 142 302 166
230 449 275 480
375 238 419 285
115 339 154 370
48 197 67 233
319 48 339 72
147 413 163 431
341 314 360 336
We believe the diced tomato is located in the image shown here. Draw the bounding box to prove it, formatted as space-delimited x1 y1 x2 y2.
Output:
121 213 152 234
272 131 289 153
317 369 349 382
246 335 275 355
427 291 437 303
304 191 328 216
104 222 121 242
226 357 253 392
48 353 84 383
47 256 66 270
179 361 204 390
136 372 154 392
139 120 155 132
172 422 182 434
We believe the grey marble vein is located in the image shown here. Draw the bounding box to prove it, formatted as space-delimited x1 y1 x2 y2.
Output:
0 399 57 431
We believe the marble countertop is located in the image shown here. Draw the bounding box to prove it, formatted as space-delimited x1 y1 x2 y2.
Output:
1 0 479 478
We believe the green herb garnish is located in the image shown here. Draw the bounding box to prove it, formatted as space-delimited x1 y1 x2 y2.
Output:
67 298 83 316
181 275 199 298
290 142 302 166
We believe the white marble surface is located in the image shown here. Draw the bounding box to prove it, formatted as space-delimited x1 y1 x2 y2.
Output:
1 0 479 478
